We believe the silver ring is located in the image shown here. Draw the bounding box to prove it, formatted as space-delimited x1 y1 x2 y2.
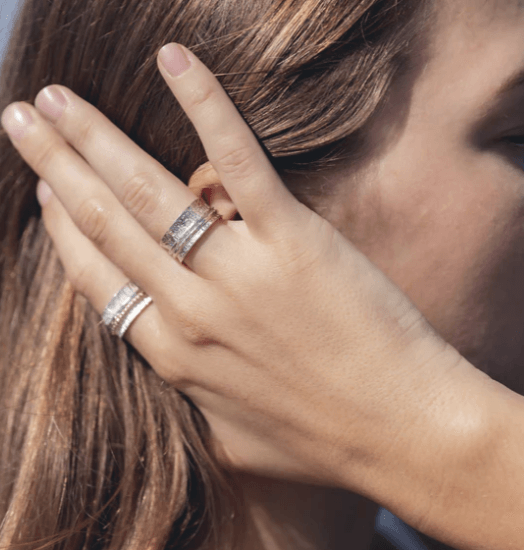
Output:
102 282 153 338
114 294 153 338
161 198 222 264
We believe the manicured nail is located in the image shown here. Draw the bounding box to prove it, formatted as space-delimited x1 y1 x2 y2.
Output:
35 86 67 122
1 103 34 141
159 43 192 77
36 179 53 206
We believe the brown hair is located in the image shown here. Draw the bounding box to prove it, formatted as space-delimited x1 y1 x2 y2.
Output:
0 0 434 548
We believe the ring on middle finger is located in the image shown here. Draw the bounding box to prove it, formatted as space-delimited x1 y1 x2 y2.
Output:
161 197 222 264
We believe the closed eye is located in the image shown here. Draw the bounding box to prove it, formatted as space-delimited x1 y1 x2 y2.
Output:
502 135 524 168
505 135 524 168
505 135 524 146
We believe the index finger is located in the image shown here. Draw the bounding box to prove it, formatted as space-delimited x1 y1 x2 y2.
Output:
157 43 301 239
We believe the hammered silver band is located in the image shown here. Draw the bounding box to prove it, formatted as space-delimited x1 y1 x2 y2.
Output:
161 198 222 263
102 282 153 338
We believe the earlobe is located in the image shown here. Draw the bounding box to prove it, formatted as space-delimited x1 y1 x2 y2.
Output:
188 162 239 221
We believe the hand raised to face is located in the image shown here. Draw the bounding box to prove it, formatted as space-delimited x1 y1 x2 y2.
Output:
0 43 465 495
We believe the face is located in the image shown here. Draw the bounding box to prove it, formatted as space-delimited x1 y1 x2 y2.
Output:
320 0 524 392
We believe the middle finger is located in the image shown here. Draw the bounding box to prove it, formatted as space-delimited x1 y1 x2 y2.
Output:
34 85 198 239
33 85 235 274
0 100 190 301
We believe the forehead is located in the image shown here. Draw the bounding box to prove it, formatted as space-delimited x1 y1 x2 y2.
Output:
414 0 524 123
435 0 524 37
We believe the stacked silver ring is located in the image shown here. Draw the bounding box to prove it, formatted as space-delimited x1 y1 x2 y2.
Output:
101 197 222 339
160 198 222 263
102 282 153 338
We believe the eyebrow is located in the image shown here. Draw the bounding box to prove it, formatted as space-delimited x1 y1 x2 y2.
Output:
495 66 524 98
476 64 524 121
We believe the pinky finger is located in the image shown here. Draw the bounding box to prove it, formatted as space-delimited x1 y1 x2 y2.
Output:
36 179 165 356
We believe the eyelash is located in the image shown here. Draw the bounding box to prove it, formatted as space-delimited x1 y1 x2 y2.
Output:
504 135 524 169
506 135 524 147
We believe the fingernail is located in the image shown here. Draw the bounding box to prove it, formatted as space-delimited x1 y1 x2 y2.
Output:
35 86 67 122
159 43 192 77
1 103 34 141
36 179 53 206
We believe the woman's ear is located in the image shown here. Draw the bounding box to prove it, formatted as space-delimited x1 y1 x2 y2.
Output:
188 162 239 221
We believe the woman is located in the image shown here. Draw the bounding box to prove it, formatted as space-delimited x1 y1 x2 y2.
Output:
1 0 524 549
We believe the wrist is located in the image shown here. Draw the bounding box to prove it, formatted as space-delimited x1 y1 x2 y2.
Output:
342 344 524 549
334 343 489 521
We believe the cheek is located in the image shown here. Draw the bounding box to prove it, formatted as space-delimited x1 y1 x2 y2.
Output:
339 158 521 337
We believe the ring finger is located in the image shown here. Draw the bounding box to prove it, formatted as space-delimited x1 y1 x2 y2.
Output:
37 181 194 385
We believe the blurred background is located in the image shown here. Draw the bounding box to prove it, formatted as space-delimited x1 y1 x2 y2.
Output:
0 0 19 61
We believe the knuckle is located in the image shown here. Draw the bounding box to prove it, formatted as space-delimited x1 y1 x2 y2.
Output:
176 301 216 347
277 215 335 269
178 316 212 347
75 198 111 247
187 81 217 111
143 336 190 386
121 172 162 219
158 358 193 389
66 261 95 297
71 115 96 152
217 145 256 179
32 141 58 176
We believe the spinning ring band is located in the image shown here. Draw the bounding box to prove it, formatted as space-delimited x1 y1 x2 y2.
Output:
160 197 222 264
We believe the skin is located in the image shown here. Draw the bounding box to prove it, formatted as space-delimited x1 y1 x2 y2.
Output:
232 0 524 547
328 0 524 394
1 0 524 549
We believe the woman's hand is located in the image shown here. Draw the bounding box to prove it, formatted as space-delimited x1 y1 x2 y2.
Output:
0 43 482 511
